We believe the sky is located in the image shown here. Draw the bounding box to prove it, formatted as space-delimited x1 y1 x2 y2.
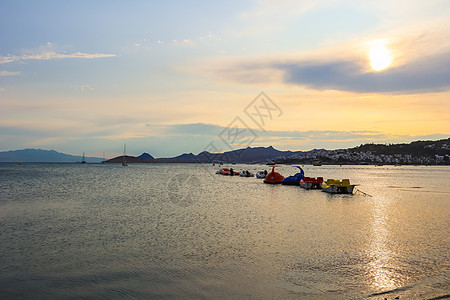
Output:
1 0 449 158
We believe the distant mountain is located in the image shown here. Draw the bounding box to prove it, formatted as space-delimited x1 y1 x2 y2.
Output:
0 149 103 162
3 138 448 164
138 153 155 160
145 146 305 164
105 155 156 164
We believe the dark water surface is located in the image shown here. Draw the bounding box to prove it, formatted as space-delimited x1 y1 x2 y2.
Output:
1 163 449 299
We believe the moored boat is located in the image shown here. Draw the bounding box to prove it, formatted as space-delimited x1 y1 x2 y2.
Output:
239 170 254 177
281 166 304 185
256 170 267 179
299 177 324 189
321 179 356 194
216 168 239 176
263 166 284 184
122 144 128 166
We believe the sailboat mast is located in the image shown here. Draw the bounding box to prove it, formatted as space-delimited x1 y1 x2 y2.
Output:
122 144 128 166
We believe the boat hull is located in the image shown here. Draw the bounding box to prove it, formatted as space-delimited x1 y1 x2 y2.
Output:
322 185 355 194
263 179 283 184
281 176 301 185
300 182 322 190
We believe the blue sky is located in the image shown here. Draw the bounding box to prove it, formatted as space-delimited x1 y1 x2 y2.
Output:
1 0 449 158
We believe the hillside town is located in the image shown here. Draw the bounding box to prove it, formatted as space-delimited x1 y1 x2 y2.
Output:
275 140 450 165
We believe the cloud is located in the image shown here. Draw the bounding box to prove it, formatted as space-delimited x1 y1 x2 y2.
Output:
0 51 115 64
233 0 318 37
76 85 94 92
214 49 450 93
278 51 450 93
148 123 449 150
0 43 115 64
0 70 20 76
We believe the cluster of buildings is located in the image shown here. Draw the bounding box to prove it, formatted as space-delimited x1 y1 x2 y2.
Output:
284 148 449 165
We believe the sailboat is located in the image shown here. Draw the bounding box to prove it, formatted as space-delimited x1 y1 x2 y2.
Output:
81 152 86 164
122 144 128 166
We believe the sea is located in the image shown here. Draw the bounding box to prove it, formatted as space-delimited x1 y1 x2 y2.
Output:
0 163 449 299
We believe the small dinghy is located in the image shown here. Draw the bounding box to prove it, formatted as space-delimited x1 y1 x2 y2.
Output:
239 170 254 177
216 168 239 176
263 166 284 184
321 179 356 194
281 166 304 185
299 177 324 189
256 170 267 178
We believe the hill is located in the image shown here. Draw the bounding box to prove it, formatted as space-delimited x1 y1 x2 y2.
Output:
104 155 156 163
275 138 450 165
350 139 450 157
2 138 449 164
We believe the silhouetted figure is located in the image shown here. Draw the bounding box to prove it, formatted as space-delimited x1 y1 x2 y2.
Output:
230 168 234 176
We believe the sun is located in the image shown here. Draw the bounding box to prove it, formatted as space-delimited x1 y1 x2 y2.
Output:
369 40 392 71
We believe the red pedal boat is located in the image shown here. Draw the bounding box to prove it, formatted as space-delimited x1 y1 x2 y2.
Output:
263 166 284 184
299 177 324 189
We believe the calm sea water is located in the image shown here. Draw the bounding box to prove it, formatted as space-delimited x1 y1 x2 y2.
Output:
0 163 449 299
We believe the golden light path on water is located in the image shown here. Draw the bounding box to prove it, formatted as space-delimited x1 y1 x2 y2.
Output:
368 197 395 290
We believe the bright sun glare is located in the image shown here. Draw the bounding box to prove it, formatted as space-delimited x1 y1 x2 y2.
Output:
369 40 392 71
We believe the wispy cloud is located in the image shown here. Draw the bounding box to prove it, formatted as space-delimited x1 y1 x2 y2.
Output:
0 43 115 64
0 70 20 76
233 0 318 37
0 51 115 64
147 122 449 150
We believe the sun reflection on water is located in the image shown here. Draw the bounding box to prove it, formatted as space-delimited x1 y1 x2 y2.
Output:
367 197 400 292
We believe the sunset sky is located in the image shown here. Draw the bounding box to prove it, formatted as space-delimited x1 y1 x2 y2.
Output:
1 0 449 158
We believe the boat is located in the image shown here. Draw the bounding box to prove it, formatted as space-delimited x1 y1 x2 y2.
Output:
216 168 239 176
81 152 86 164
256 170 268 179
321 179 356 194
312 160 322 166
263 166 284 184
281 166 304 185
299 177 324 189
239 170 254 177
122 144 128 166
